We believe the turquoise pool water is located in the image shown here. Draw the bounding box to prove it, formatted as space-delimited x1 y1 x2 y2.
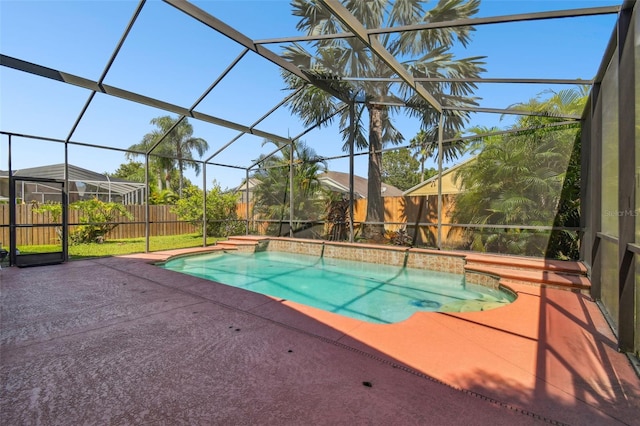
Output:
161 251 513 324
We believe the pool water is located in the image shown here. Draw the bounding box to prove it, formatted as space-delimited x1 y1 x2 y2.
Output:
161 251 514 324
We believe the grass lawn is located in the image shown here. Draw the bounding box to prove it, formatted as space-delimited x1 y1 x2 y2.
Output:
16 233 223 260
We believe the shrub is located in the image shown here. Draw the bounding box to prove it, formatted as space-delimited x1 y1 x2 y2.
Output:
172 183 245 237
70 199 134 244
34 199 134 245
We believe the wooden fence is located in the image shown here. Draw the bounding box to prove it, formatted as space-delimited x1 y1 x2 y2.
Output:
236 195 462 246
1 196 460 247
0 204 197 247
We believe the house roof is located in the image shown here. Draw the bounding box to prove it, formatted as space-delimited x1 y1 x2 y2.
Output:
403 156 477 196
232 178 261 192
0 164 145 195
234 171 403 199
318 171 403 198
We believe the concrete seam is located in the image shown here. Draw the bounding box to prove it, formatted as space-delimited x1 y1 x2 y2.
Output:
99 260 601 426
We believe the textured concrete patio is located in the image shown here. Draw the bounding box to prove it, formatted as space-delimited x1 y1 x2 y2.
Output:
1 248 639 425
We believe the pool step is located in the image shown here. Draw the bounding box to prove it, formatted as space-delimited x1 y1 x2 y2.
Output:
215 236 267 251
226 235 269 243
464 253 590 293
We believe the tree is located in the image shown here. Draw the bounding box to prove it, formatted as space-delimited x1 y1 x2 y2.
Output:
281 0 485 240
126 116 209 197
381 148 423 191
409 129 464 181
171 183 245 237
252 140 327 236
452 88 586 258
109 161 145 183
109 160 191 205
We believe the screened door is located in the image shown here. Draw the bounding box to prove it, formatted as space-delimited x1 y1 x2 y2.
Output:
10 177 66 267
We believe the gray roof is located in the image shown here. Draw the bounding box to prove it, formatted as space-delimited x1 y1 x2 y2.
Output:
318 171 403 198
233 171 403 199
0 164 145 195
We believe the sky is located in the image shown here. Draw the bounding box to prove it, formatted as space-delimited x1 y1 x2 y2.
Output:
0 0 620 191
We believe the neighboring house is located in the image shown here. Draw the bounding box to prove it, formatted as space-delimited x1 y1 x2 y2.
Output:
401 157 477 248
403 156 477 196
232 177 261 204
0 164 146 205
317 171 403 198
235 171 403 202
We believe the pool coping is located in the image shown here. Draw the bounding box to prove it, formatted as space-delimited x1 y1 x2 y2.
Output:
2 243 639 425
127 242 640 424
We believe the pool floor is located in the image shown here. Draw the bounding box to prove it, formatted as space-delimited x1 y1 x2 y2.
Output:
161 251 513 323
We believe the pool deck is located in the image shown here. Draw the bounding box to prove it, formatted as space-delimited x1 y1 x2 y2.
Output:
1 247 639 425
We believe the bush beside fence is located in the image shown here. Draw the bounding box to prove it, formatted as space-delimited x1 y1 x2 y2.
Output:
1 204 198 246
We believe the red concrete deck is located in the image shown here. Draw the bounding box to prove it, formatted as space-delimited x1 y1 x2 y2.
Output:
1 248 639 425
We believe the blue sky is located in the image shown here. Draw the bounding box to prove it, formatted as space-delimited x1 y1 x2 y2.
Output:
0 0 620 190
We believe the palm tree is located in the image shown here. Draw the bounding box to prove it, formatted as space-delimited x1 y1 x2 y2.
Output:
409 128 465 182
126 130 173 192
452 88 586 257
281 0 485 240
127 116 209 197
252 140 327 236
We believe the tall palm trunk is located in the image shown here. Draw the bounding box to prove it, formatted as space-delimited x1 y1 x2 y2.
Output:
164 169 171 191
177 157 184 197
364 104 385 241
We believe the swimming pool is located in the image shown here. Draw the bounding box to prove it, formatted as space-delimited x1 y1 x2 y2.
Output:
161 250 514 324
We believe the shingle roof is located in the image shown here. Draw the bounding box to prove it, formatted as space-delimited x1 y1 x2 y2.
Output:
318 171 403 198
